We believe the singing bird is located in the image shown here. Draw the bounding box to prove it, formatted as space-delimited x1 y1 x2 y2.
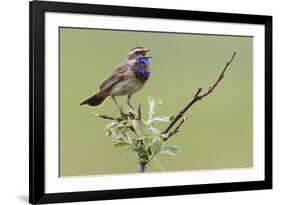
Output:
80 47 152 112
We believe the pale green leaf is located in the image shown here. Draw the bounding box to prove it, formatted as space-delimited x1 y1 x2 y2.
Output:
148 116 171 124
113 141 131 149
131 119 151 139
161 145 180 155
149 126 161 135
147 97 163 121
143 137 153 148
148 137 163 161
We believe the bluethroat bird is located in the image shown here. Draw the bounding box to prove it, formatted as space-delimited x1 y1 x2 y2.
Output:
80 47 152 112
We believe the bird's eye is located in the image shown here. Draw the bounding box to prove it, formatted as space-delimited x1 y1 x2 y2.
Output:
135 51 141 55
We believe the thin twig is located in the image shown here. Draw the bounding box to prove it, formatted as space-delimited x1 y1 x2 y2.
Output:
138 104 142 120
162 51 236 135
164 117 187 141
91 113 116 120
91 112 127 122
161 88 202 134
198 51 236 98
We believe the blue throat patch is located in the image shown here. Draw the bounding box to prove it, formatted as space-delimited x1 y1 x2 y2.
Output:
134 57 151 82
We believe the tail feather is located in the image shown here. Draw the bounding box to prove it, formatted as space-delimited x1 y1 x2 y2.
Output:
80 93 107 106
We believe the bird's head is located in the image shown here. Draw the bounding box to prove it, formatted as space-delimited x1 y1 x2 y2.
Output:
126 47 151 67
127 47 151 59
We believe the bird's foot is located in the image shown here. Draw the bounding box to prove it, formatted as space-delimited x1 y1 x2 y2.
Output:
120 111 127 118
119 105 127 119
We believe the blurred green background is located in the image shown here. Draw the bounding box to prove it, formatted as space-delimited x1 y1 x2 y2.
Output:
59 27 252 176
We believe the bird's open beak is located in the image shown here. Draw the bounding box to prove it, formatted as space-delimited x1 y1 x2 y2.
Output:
142 48 150 56
142 48 152 59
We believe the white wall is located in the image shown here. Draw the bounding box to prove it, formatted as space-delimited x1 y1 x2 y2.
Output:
0 0 279 204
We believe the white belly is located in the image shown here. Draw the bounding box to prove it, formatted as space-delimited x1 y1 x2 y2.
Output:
109 78 143 96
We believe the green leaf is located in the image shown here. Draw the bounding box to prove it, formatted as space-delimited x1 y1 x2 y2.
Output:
121 130 132 144
105 122 118 137
149 126 161 135
143 137 153 148
161 145 180 155
147 96 163 121
131 119 151 138
148 137 163 161
131 119 142 136
148 116 171 124
105 120 132 142
113 141 131 149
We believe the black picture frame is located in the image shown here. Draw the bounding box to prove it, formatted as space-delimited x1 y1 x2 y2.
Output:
29 0 272 204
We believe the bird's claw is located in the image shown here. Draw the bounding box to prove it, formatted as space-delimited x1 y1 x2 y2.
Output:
120 111 127 118
118 105 126 118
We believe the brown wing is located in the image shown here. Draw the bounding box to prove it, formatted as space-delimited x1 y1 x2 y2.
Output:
99 63 130 92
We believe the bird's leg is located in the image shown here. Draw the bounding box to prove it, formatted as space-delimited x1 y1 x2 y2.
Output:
112 96 122 112
127 95 133 109
111 96 125 116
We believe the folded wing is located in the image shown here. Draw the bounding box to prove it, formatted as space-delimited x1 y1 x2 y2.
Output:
99 63 129 92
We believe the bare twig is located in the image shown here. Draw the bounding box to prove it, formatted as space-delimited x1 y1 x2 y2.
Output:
162 51 236 136
162 88 201 134
164 117 187 141
138 104 142 120
91 113 116 120
197 51 236 98
92 112 129 122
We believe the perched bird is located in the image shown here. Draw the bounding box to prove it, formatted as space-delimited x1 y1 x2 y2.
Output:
80 47 152 112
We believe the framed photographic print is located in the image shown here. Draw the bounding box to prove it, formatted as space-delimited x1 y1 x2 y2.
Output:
29 0 272 204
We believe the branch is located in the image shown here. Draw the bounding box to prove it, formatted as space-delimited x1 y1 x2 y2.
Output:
162 51 236 136
197 51 236 98
91 113 116 121
164 117 187 141
137 162 146 173
162 88 201 134
138 104 142 120
92 109 139 121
